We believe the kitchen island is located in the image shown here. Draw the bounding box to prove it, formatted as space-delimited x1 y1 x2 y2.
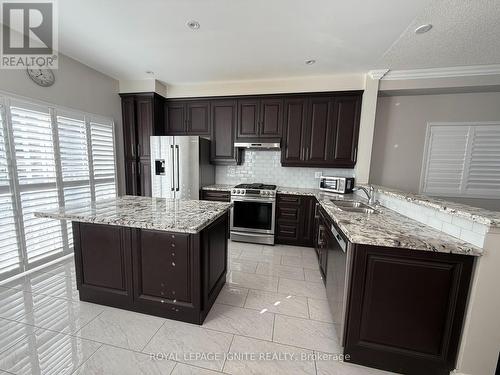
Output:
35 196 232 324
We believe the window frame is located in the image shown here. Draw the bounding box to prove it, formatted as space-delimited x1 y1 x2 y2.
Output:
0 90 117 280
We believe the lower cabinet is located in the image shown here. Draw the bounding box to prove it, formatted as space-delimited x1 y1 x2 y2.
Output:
345 245 474 375
72 213 228 324
201 189 231 202
275 194 316 247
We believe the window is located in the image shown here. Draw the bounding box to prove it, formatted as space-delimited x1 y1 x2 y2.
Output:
0 94 116 280
421 122 500 198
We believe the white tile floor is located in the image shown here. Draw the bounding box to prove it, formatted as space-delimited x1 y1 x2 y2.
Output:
0 241 395 375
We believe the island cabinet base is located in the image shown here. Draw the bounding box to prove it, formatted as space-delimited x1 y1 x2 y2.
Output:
344 245 474 375
72 213 228 325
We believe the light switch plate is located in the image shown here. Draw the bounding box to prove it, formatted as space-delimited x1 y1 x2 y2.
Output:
314 171 322 178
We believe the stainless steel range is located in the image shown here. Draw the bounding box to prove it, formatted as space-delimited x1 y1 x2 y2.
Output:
230 183 277 245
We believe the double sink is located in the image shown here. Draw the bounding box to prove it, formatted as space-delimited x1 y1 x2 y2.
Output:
330 200 378 214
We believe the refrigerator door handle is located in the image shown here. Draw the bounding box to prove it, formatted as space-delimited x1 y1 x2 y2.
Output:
176 145 180 191
170 145 175 191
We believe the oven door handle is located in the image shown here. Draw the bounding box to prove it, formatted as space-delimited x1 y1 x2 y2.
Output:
231 197 276 203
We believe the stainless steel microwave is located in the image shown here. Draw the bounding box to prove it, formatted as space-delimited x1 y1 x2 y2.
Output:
319 176 355 194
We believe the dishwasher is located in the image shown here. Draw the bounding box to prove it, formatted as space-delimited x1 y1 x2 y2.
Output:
323 212 353 347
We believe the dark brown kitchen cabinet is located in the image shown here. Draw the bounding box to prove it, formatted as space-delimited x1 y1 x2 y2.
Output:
315 204 330 280
236 97 282 141
73 222 134 305
120 92 165 196
281 98 308 164
165 100 210 136
132 230 198 315
281 92 362 168
345 245 474 375
275 194 316 247
210 100 241 164
72 213 229 325
201 190 231 202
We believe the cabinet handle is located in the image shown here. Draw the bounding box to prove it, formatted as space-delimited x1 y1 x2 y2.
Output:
137 144 141 156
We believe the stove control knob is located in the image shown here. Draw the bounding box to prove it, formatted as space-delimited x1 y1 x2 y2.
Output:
232 189 236 194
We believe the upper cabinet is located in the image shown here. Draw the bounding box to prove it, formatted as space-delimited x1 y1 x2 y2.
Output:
210 100 240 164
236 97 283 141
165 100 210 136
281 92 362 168
120 92 165 196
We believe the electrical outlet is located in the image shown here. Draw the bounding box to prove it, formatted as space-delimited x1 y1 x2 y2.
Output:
314 171 322 179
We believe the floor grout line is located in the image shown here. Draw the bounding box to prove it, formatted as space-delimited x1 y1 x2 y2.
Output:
221 334 235 373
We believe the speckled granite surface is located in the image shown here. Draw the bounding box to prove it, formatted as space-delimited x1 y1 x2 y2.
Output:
201 184 234 191
35 196 232 234
370 185 500 227
278 186 482 256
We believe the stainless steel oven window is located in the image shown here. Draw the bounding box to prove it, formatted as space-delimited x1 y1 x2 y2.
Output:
230 197 275 235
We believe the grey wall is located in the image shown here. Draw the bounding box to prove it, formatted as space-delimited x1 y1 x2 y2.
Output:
0 54 124 193
370 91 500 211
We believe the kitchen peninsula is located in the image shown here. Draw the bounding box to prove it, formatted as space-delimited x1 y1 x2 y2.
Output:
35 196 232 324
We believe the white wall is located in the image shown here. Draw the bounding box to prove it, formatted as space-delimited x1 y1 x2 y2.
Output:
0 54 124 192
370 92 500 210
165 73 364 98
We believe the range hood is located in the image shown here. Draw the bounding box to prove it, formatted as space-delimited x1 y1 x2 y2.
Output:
234 142 280 150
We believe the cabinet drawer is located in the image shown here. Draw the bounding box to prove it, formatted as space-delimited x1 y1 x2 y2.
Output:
276 223 298 239
277 194 302 205
277 206 300 221
201 190 231 202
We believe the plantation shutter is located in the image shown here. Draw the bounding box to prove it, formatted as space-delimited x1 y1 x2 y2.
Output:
10 101 65 264
464 125 500 196
90 119 116 200
0 103 21 276
0 94 116 281
422 123 500 198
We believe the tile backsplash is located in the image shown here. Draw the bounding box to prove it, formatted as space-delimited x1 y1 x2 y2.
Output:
215 150 355 188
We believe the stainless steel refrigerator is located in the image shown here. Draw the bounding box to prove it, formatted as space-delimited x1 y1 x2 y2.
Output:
150 136 214 199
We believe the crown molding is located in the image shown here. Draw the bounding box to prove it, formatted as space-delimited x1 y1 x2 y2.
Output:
382 64 500 81
367 69 389 80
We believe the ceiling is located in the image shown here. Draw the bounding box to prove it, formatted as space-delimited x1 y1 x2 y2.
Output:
53 0 499 84
377 0 500 70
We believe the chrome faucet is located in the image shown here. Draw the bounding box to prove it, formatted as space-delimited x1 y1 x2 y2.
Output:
353 185 376 205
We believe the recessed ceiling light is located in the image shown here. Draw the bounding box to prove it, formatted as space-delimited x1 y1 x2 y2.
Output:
145 71 154 75
186 20 200 30
305 59 316 65
415 24 432 34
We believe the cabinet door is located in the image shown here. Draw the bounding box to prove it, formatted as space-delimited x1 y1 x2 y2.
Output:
121 96 136 160
125 159 138 196
281 98 308 165
133 230 193 305
236 98 259 139
187 101 210 135
299 196 316 247
306 97 331 164
73 223 133 305
166 102 186 134
260 98 283 138
136 97 154 158
331 95 361 166
138 160 152 197
345 245 474 375
210 100 238 164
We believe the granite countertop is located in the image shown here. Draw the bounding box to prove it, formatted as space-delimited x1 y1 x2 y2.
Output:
278 186 482 256
370 185 500 227
34 196 232 234
202 184 234 191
